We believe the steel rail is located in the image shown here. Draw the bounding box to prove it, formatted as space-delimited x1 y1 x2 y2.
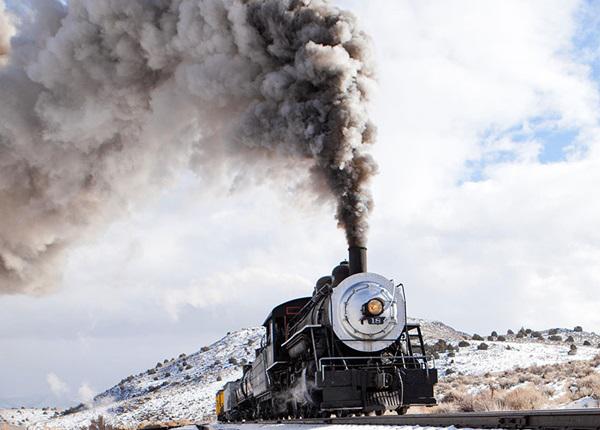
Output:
192 409 600 430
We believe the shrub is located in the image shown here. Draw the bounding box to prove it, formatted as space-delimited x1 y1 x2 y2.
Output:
487 336 494 341
458 340 470 347
163 359 169 364
566 336 575 342
179 353 186 358
62 403 86 416
531 331 542 338
184 375 191 380
185 364 193 370
516 332 524 339
147 369 156 375
201 346 210 352
583 340 591 346
548 335 562 341
503 386 545 410
442 390 465 404
507 329 514 335
549 328 559 335
497 336 506 342
446 368 455 375
88 416 116 430
228 357 238 365
448 352 456 358
576 374 600 399
432 339 449 352
574 326 583 332
453 394 476 412
472 334 484 341
454 390 502 412
525 328 532 334
216 375 222 381
165 372 171 377
156 362 162 368
568 344 577 356
490 331 497 337
477 343 489 351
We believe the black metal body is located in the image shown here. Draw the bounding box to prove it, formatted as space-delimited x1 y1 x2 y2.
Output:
217 250 438 422
220 313 436 420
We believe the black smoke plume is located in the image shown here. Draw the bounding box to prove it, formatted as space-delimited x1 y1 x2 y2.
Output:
0 0 376 294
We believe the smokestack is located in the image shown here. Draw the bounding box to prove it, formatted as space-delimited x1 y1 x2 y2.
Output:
348 246 367 275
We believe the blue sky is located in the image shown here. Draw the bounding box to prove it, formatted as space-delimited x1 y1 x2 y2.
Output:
466 122 581 183
2 0 600 409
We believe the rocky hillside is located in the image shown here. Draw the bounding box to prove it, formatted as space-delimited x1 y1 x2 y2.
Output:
409 318 470 342
30 327 263 429
423 326 600 413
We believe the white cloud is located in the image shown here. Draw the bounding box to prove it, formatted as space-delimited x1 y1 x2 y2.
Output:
163 267 313 321
343 0 600 332
46 373 68 397
77 383 95 404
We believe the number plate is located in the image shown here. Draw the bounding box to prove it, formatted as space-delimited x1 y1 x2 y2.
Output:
367 317 385 325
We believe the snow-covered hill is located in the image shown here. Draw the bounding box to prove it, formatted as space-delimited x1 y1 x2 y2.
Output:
434 326 600 377
29 327 263 429
409 318 470 343
0 408 59 429
2 321 596 429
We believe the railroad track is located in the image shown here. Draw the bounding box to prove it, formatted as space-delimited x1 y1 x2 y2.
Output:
188 409 600 430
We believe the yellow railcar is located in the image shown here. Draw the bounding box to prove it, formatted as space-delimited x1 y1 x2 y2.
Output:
215 389 225 419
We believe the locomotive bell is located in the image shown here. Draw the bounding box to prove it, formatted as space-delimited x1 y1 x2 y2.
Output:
330 246 365 287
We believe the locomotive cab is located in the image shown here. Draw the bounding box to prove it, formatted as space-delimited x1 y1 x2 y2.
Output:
261 297 312 364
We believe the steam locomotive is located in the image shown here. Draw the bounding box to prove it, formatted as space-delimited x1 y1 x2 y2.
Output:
215 247 437 420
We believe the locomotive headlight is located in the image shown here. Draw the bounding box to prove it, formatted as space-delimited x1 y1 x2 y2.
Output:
365 298 384 316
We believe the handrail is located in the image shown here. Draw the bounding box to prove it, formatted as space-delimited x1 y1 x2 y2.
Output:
281 324 322 348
